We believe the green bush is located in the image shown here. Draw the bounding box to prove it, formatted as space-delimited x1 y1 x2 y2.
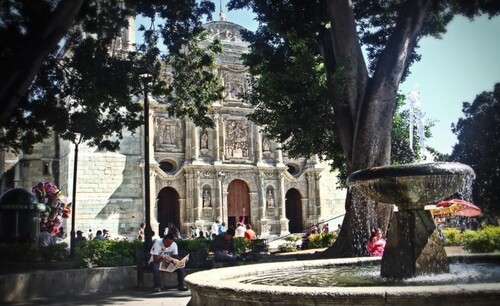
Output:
234 237 250 254
75 238 143 268
38 243 69 261
0 243 69 261
176 238 211 254
307 233 336 249
0 243 33 261
278 242 299 253
463 226 500 253
284 234 301 243
442 228 464 246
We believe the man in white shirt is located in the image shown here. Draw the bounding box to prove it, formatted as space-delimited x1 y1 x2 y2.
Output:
235 222 246 238
149 233 188 292
210 220 220 239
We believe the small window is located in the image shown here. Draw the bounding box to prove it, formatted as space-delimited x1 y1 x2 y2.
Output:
287 163 300 176
159 161 176 173
43 162 50 175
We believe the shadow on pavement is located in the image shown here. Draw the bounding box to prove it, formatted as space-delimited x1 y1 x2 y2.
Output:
3 288 191 306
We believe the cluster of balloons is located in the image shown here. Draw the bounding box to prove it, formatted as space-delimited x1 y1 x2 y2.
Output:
32 182 71 236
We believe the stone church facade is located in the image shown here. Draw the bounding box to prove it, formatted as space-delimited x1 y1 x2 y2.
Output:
0 20 346 240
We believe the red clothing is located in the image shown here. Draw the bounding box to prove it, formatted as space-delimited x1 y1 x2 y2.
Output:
366 238 386 256
245 229 256 239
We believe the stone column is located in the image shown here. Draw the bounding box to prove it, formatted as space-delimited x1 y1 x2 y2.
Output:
259 173 266 220
276 145 284 166
192 125 199 160
194 171 201 221
214 114 221 162
278 172 289 235
256 128 263 164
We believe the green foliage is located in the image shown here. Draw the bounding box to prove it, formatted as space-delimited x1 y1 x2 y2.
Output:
234 237 250 255
442 228 464 246
37 243 70 261
278 242 299 253
0 243 33 261
307 233 337 249
284 234 301 243
0 243 69 261
75 238 143 268
450 83 500 217
277 235 301 252
0 0 220 153
463 226 500 253
176 238 212 253
442 226 500 253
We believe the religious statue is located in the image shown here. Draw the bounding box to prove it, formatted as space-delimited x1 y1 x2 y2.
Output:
266 190 274 208
203 189 212 208
262 137 271 152
201 130 208 149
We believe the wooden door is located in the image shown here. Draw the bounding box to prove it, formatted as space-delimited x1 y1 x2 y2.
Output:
227 179 250 229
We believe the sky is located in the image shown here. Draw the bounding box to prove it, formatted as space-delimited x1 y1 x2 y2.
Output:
207 4 500 155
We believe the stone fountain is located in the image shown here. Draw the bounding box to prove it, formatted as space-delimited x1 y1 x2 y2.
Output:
346 162 475 278
185 162 500 305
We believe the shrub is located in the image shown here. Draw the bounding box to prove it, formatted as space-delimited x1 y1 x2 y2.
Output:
463 226 500 253
75 238 142 268
307 233 336 249
278 242 299 253
37 243 69 261
0 243 33 261
442 228 463 246
176 238 211 254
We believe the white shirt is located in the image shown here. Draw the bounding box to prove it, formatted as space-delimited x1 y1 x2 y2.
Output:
149 238 178 264
235 225 246 238
211 222 219 235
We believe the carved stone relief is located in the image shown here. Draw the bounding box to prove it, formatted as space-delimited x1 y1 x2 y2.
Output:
157 118 181 151
225 119 248 158
222 72 246 101
262 137 271 158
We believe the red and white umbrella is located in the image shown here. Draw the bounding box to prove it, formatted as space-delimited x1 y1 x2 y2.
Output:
436 199 482 217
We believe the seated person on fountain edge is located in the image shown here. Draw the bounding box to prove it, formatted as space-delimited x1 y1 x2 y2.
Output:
366 228 386 257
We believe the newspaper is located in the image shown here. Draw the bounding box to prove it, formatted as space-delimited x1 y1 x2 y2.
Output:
159 254 189 272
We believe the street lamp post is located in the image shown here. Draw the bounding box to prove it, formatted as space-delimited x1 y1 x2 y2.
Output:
218 171 226 223
70 133 82 257
140 72 153 256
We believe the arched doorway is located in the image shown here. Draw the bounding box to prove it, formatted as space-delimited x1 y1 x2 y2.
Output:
227 179 250 229
285 188 303 233
157 187 180 236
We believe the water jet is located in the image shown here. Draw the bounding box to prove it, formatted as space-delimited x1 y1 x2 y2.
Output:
185 162 500 305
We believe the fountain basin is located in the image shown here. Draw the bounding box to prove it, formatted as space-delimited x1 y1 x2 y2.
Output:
347 162 474 209
347 162 475 278
185 256 500 306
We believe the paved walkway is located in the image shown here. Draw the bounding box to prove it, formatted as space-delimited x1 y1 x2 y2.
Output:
3 245 470 306
4 288 191 306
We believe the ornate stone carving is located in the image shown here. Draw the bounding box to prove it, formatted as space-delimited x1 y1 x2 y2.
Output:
157 118 181 151
222 72 246 100
225 119 248 158
203 189 212 208
266 189 275 208
262 137 271 158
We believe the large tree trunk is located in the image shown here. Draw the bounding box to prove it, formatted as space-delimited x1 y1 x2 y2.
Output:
0 0 84 125
319 0 432 258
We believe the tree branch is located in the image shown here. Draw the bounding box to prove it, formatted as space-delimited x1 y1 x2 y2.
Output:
325 0 369 167
0 0 85 125
353 0 431 168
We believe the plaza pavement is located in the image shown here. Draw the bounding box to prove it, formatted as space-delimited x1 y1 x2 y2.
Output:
2 244 469 306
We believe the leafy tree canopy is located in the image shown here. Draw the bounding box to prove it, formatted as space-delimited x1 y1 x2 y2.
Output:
451 83 500 217
226 0 499 257
0 0 223 153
